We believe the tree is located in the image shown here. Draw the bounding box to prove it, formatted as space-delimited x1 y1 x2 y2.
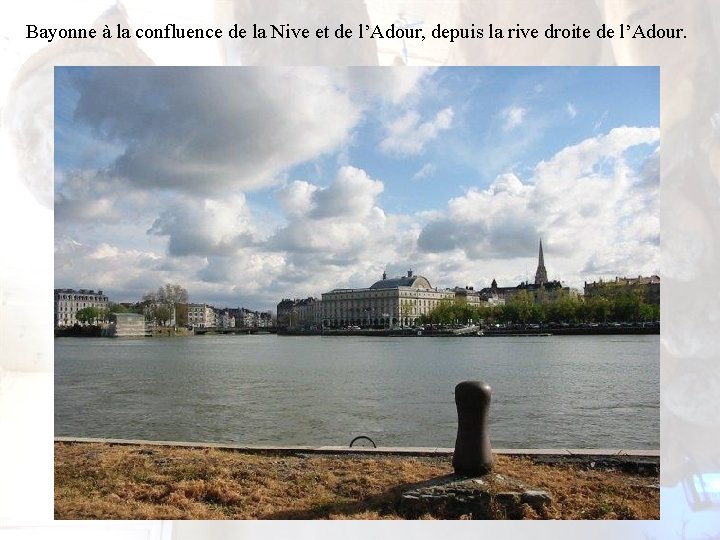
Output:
612 292 643 322
107 302 129 314
429 299 456 325
153 304 173 326
157 283 189 327
400 299 414 327
639 303 655 322
547 295 580 323
96 307 112 323
508 290 534 324
142 291 168 326
587 296 612 323
143 283 189 327
75 306 99 325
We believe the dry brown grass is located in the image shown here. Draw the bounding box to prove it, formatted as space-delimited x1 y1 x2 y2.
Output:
54 442 658 520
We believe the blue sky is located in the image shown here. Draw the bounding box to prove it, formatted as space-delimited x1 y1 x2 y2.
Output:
55 66 659 310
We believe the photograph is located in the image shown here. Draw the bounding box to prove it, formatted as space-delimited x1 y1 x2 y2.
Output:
52 65 660 520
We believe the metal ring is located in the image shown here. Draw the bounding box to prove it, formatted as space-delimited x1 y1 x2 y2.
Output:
349 435 376 448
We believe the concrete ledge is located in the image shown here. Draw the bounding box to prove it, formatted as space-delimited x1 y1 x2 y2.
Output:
495 448 660 457
54 437 658 458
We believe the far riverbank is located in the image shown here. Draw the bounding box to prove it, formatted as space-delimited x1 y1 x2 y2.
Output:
279 323 660 337
55 322 659 338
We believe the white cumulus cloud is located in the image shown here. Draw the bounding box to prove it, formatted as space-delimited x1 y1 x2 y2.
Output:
417 126 660 286
380 107 454 156
147 195 257 257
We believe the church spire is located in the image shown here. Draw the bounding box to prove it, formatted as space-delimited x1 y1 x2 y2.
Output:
534 239 548 285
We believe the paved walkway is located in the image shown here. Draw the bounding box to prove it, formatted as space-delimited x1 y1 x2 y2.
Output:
55 436 659 458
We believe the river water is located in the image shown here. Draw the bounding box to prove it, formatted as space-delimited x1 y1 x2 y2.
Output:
54 334 659 449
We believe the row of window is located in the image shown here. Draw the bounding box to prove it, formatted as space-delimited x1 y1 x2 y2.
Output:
322 300 442 310
56 295 107 301
56 303 106 311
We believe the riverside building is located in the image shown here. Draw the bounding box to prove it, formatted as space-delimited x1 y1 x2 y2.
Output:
187 303 216 328
321 270 455 329
276 297 322 329
584 275 660 304
54 288 109 327
277 271 485 330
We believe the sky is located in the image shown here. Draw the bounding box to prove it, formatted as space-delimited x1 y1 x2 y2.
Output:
54 66 659 311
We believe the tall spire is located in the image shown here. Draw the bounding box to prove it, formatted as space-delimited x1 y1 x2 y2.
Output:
534 239 548 285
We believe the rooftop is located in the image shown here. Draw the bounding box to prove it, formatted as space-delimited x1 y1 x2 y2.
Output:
369 270 432 290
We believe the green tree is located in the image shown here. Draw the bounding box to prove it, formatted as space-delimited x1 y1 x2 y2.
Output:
586 296 612 323
400 299 414 326
129 302 146 315
479 305 501 326
75 306 99 325
107 302 129 314
495 302 515 324
530 301 546 325
547 295 580 323
508 290 534 324
457 302 478 325
96 307 112 323
639 303 655 322
420 298 474 326
612 292 643 322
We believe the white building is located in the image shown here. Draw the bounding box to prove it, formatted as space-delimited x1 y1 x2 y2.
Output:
256 311 273 327
54 288 109 327
187 303 216 328
321 270 456 329
238 308 257 327
294 298 322 328
217 310 236 329
450 286 485 308
276 298 321 329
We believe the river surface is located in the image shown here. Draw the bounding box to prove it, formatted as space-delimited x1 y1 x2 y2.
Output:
55 334 659 449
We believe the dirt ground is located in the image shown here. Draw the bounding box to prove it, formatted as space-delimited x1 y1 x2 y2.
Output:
54 442 659 520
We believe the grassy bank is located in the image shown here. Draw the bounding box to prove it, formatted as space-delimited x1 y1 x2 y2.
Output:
55 442 659 520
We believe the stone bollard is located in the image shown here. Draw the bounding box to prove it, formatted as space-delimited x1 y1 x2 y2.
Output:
452 380 492 476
